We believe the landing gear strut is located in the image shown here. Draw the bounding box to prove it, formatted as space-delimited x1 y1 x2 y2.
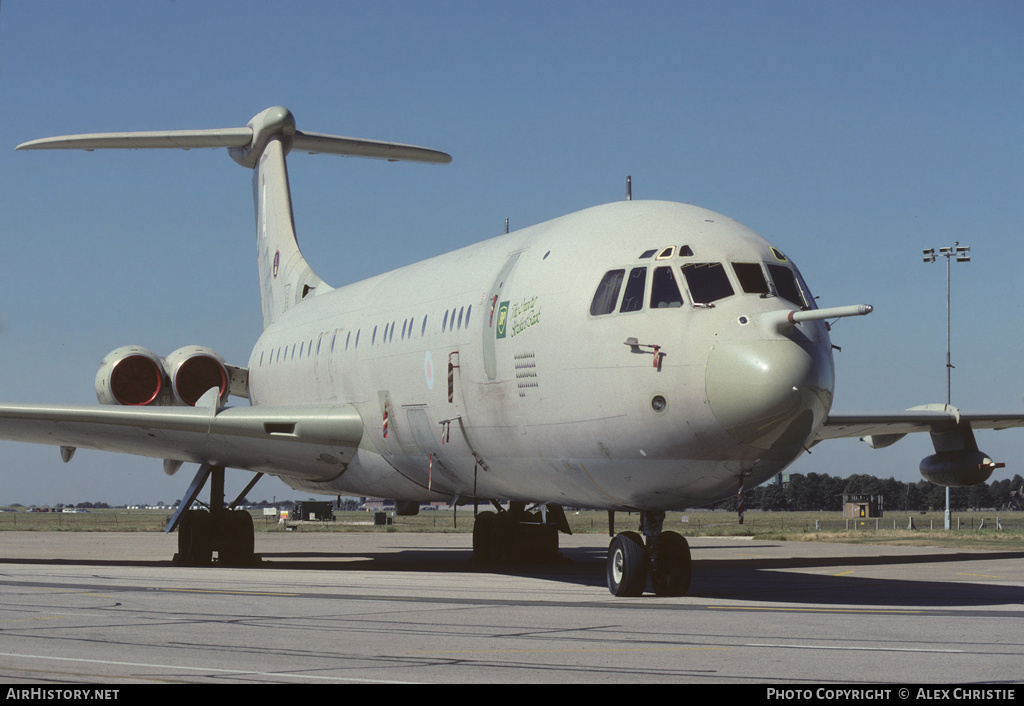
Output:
472 501 568 564
607 510 691 597
167 464 260 567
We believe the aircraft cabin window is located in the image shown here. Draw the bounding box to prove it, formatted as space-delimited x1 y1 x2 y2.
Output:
442 311 449 331
466 305 472 328
590 269 625 316
681 263 734 305
372 326 377 345
422 315 428 336
767 264 805 307
733 262 770 295
345 331 351 350
650 266 683 308
620 267 647 313
458 307 465 330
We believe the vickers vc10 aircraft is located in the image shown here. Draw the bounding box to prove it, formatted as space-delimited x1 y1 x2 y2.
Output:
3 107 1022 596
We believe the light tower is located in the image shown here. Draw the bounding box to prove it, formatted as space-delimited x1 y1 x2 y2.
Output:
922 243 970 530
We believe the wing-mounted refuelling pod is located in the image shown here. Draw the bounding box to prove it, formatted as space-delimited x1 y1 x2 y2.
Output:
913 404 1006 487
854 404 1006 487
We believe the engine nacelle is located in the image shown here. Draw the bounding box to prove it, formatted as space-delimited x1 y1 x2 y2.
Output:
95 346 168 406
919 450 1005 487
164 346 230 407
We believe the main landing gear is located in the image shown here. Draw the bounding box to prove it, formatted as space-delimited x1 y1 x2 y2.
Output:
471 501 570 564
607 510 691 597
167 464 261 567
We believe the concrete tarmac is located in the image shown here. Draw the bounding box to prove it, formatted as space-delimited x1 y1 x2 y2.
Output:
0 531 1021 685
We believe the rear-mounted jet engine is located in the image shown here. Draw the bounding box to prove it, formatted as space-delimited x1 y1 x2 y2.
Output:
95 345 231 407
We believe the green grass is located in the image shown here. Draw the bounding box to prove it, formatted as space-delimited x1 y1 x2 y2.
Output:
2 507 1023 550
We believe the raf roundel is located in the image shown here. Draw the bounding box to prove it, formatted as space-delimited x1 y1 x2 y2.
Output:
424 350 434 390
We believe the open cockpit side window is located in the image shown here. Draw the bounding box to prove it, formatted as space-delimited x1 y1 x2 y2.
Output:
767 264 806 308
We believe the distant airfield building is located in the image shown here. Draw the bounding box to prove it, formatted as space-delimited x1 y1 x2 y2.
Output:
843 493 883 519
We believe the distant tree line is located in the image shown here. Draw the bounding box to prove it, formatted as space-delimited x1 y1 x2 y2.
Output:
707 472 1024 513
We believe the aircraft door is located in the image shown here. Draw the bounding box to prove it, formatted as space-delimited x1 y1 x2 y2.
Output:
483 252 522 380
405 406 461 493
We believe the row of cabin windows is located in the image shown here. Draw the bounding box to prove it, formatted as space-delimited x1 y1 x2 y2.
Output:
256 304 473 367
590 261 812 316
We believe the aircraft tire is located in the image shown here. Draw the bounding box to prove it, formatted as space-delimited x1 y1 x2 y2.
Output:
218 510 256 566
607 531 647 597
650 531 691 597
177 509 213 566
472 510 500 563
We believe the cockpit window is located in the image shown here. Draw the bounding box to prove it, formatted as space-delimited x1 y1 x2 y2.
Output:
732 262 770 295
590 269 625 316
793 266 817 309
620 267 647 313
681 263 734 305
767 264 805 307
650 266 683 308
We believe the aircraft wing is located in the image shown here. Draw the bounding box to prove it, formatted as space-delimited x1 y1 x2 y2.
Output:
816 410 1024 443
0 402 364 478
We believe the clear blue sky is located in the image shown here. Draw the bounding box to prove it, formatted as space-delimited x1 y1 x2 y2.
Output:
0 1 1021 506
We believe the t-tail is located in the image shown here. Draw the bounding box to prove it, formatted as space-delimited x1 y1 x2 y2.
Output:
16 106 452 329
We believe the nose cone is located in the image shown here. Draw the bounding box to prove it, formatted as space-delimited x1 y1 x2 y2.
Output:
706 340 833 450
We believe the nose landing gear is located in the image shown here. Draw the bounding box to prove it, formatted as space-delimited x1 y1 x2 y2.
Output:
607 511 691 597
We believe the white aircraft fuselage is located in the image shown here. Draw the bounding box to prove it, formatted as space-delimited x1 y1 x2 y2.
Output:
21 107 1018 593
250 198 835 511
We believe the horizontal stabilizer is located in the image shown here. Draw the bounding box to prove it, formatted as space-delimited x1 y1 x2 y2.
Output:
292 131 452 163
15 107 452 167
16 128 253 152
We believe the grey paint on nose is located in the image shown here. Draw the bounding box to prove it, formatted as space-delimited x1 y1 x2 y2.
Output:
705 340 833 450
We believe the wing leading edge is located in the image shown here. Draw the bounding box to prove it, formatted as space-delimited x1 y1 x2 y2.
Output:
0 402 364 481
817 406 1024 446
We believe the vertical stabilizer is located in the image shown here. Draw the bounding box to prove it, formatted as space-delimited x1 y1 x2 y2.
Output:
254 136 330 328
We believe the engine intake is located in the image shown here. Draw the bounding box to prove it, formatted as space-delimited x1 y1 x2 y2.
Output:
164 346 230 407
96 345 231 407
95 346 167 406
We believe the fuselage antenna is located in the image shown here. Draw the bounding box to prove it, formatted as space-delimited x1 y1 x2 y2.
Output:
626 176 632 201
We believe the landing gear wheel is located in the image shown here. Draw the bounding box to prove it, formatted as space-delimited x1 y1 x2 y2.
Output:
218 510 256 566
607 531 647 597
176 509 212 566
650 531 691 597
472 510 499 563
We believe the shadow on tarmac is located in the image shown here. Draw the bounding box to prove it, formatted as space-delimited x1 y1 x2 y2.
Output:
1 539 1022 608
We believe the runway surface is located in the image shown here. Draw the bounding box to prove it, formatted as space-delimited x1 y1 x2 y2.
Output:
0 531 1021 684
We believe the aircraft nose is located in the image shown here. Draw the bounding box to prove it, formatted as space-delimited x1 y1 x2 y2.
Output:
705 340 833 450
